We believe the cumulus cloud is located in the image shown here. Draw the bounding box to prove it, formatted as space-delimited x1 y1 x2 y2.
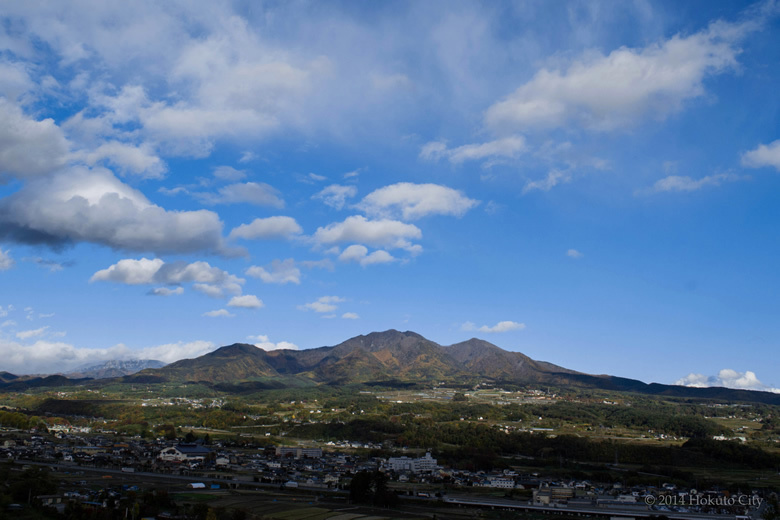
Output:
0 98 69 181
137 340 217 363
298 296 345 313
0 336 217 374
80 140 166 179
227 294 264 308
91 258 243 297
463 320 526 333
646 173 747 193
742 140 780 171
246 258 301 284
313 215 422 251
420 136 526 165
0 249 14 271
313 184 358 210
248 334 299 351
675 369 780 393
485 19 751 132
341 312 359 320
566 249 583 259
203 309 234 318
91 258 165 285
338 244 395 266
229 216 303 240
358 183 479 220
0 166 228 255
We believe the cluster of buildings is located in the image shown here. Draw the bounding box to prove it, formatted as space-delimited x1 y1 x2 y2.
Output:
0 426 770 518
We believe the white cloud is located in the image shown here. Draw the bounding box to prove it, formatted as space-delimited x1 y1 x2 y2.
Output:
136 340 217 363
227 295 264 309
0 98 69 181
341 312 359 320
203 309 234 318
229 216 303 240
647 173 746 193
149 286 184 296
196 182 284 207
91 258 164 285
675 369 780 393
0 165 228 255
80 140 166 179
0 249 14 271
358 183 479 220
238 152 256 164
91 258 243 297
246 258 301 285
213 165 247 181
0 60 34 102
338 244 396 266
420 136 526 165
464 320 526 333
298 296 345 313
248 334 299 351
0 336 217 374
567 249 583 259
313 184 358 210
16 326 49 340
523 170 573 194
313 215 422 251
742 140 780 171
485 19 750 132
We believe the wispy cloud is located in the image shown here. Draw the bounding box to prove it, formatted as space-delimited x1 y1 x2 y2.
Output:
462 320 526 333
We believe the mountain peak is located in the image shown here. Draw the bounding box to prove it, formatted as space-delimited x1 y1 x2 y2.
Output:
214 343 264 356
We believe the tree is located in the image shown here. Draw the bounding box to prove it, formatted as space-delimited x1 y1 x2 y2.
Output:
349 471 398 507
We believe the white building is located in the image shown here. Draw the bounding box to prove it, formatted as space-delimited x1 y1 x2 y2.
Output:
387 452 439 474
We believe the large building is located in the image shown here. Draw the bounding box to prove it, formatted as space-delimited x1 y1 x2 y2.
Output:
158 444 212 462
386 452 439 474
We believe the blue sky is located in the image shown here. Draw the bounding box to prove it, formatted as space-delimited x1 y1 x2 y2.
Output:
0 1 779 392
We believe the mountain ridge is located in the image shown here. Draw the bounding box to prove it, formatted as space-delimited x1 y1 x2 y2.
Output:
67 359 166 379
124 329 780 405
3 329 778 405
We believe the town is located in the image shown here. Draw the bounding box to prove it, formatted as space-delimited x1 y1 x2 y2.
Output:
1 416 773 520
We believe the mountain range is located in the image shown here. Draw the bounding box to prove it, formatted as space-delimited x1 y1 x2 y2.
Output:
2 330 778 405
67 359 166 379
125 329 779 405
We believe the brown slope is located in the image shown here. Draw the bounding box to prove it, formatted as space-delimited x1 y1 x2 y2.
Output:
445 338 579 383
148 343 279 382
309 330 466 381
